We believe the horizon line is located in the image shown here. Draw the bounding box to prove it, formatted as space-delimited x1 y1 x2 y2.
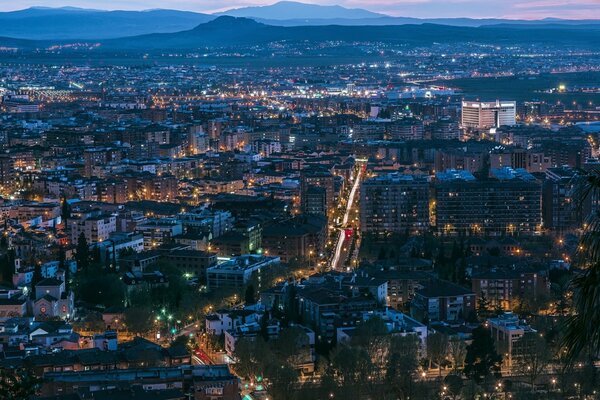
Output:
0 4 597 21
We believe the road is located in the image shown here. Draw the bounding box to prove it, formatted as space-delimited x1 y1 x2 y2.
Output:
330 167 362 270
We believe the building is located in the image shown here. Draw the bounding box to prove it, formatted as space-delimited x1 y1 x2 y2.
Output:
337 308 428 350
543 167 591 232
163 250 217 279
33 276 75 320
69 212 117 245
461 100 516 129
38 364 239 400
388 119 424 141
206 255 280 289
301 170 335 215
205 309 260 336
434 168 542 236
262 214 327 262
411 280 476 322
360 173 430 235
372 270 432 310
488 312 536 368
471 268 549 311
136 219 183 249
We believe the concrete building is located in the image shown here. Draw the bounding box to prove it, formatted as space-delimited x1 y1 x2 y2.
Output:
69 213 117 245
543 167 591 232
488 312 536 368
136 218 183 249
461 100 516 129
206 255 280 289
434 168 542 236
471 268 549 311
361 173 430 235
411 280 476 322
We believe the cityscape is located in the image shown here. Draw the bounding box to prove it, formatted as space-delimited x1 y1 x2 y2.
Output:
0 1 600 399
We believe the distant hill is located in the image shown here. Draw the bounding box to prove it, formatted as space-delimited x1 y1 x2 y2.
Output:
216 1 385 20
0 7 214 39
1 6 600 40
97 16 600 50
2 16 600 51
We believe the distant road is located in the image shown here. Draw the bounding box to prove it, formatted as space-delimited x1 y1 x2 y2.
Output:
330 168 362 270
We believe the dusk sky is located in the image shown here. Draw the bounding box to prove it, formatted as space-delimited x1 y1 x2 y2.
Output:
1 0 599 19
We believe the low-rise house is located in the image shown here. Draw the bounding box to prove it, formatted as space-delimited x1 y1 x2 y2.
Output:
206 255 280 289
411 280 476 323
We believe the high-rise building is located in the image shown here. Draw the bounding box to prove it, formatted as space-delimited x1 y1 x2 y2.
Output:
434 167 542 236
543 167 593 232
461 100 516 129
360 173 430 235
301 170 335 215
388 118 424 141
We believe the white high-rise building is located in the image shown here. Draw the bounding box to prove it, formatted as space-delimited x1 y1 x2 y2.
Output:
461 100 516 129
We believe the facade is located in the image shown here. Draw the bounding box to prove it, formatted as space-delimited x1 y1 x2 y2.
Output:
360 173 430 235
301 170 335 215
136 219 183 249
69 213 117 244
39 364 239 400
206 255 281 289
488 312 536 368
34 277 75 320
388 119 424 141
461 100 516 129
434 168 542 236
471 269 549 311
543 167 591 232
337 309 428 349
163 250 217 279
262 214 327 262
411 280 476 322
372 270 432 310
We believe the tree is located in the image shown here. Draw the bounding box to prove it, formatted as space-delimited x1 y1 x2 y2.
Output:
58 246 69 291
386 335 419 400
463 325 502 384
447 337 467 372
124 306 153 336
75 232 89 272
351 316 389 374
76 274 125 308
265 363 299 400
30 262 43 299
170 334 189 349
330 345 373 399
0 252 13 283
477 292 492 319
0 367 41 399
564 169 600 360
259 311 270 342
272 326 309 367
233 337 270 380
244 284 256 305
513 332 551 392
443 374 464 400
426 332 448 375
61 196 71 224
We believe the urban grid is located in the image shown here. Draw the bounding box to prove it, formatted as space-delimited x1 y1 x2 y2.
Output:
0 1 599 399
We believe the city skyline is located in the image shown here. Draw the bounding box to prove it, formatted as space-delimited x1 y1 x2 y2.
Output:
2 0 600 20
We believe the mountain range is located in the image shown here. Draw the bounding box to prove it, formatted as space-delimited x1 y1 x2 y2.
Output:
2 16 599 51
1 2 599 40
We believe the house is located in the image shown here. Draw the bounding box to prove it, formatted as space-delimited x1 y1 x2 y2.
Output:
488 312 537 368
33 276 75 320
411 280 476 322
205 309 260 336
471 268 549 311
